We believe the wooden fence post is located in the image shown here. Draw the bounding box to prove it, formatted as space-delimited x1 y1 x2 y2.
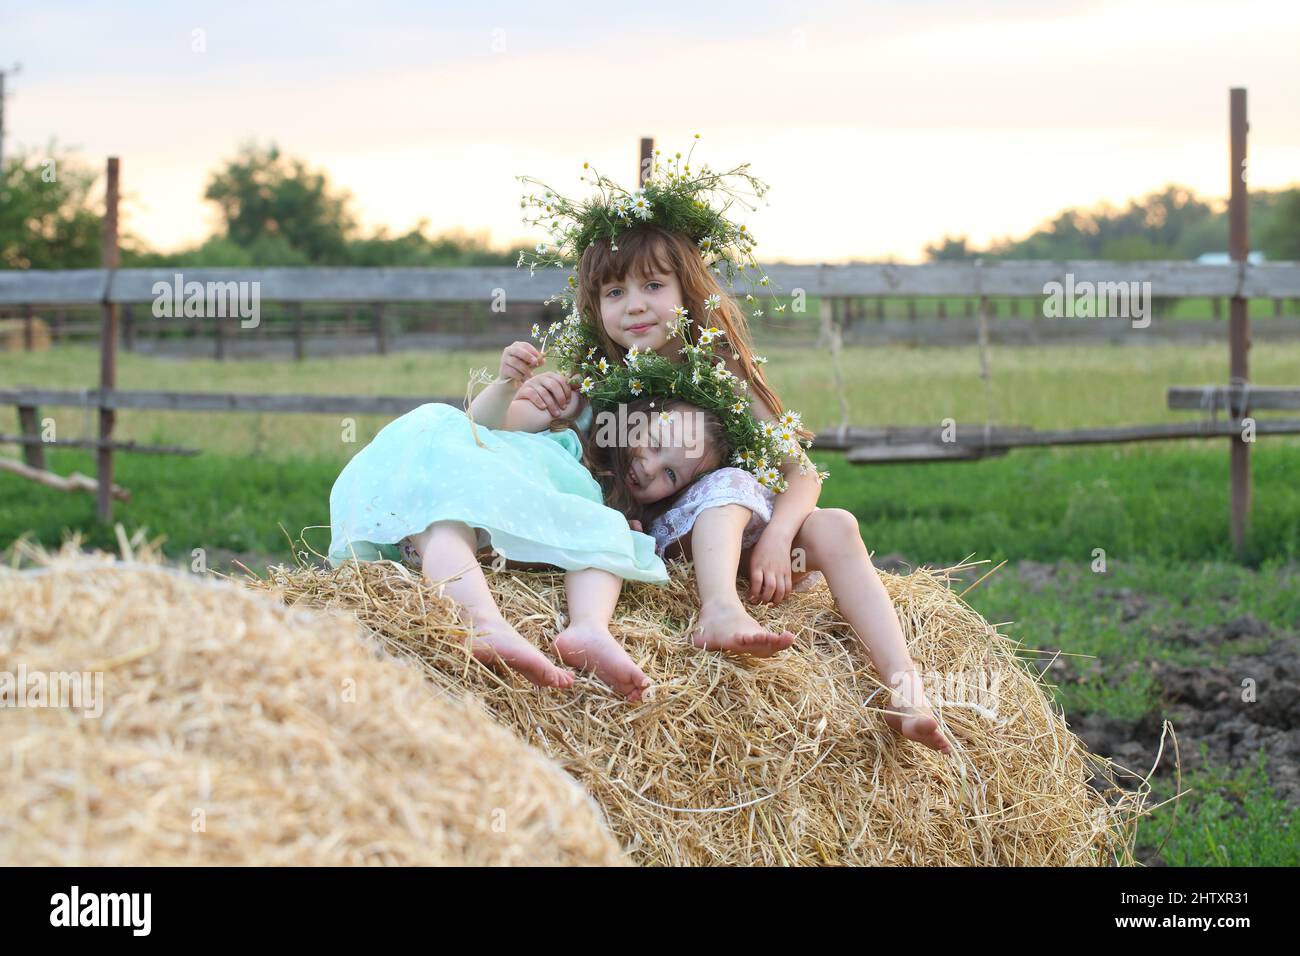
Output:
374 302 388 355
17 404 45 470
97 156 120 523
122 303 135 352
1228 87 1251 557
214 309 226 360
22 303 34 351
639 137 654 186
292 302 305 360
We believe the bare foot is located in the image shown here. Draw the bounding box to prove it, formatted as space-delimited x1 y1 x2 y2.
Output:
882 678 954 754
552 621 652 701
469 615 574 690
690 600 795 657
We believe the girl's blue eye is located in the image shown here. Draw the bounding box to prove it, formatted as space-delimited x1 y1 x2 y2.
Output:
606 288 621 298
667 468 677 484
647 281 662 291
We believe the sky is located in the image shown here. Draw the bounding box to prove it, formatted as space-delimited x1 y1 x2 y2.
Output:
3 0 1298 263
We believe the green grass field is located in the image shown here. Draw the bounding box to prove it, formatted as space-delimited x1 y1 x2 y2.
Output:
6 342 1300 456
3 341 1297 865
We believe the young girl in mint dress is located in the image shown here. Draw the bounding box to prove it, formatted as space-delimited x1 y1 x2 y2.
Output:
329 339 731 701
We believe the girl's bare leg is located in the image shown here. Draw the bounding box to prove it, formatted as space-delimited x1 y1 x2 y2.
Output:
682 504 794 657
414 521 573 689
794 509 953 754
552 568 651 701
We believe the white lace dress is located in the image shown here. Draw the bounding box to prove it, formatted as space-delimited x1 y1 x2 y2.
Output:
647 466 825 592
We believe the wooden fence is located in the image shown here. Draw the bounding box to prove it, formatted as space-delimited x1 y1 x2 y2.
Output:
5 256 1300 540
5 290 1300 357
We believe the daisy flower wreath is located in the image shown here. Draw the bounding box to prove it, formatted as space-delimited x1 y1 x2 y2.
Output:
515 134 791 382
516 136 826 492
542 318 824 494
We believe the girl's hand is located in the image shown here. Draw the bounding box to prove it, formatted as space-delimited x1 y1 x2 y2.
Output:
748 527 795 605
628 519 643 532
517 371 573 416
499 341 543 385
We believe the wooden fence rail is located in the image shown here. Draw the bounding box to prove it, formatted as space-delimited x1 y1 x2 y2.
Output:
3 261 1300 307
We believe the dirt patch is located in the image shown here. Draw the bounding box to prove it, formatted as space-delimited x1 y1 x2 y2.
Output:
1038 633 1299 813
898 556 1299 810
1053 638 1295 814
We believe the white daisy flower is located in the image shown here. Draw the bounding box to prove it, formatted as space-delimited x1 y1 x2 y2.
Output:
704 293 721 312
579 377 595 395
531 323 541 338
597 357 609 374
630 378 643 396
629 189 652 220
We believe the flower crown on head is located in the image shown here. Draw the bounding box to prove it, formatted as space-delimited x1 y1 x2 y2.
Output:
515 136 825 491
514 134 792 380
530 312 825 493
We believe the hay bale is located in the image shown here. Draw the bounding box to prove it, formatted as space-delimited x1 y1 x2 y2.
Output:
0 552 626 866
0 316 52 352
249 557 1146 866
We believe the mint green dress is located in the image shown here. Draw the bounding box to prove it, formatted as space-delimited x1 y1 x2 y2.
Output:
328 403 668 583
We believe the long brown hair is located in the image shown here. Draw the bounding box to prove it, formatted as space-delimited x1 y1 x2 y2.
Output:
576 224 790 426
550 396 732 524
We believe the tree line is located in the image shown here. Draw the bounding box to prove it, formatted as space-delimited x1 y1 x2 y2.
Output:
0 141 517 270
2 140 1297 270
924 184 1300 262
